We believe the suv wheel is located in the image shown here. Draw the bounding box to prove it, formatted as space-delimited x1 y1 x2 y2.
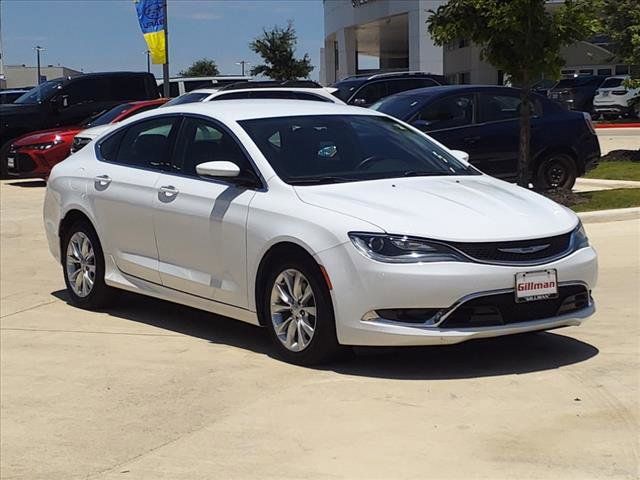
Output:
62 220 115 309
534 153 577 191
262 254 344 365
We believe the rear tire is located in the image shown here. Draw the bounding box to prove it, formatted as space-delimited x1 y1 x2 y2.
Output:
533 153 577 191
61 219 115 309
261 252 345 365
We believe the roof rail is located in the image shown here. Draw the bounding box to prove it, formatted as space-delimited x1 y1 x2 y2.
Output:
219 80 322 91
367 71 435 80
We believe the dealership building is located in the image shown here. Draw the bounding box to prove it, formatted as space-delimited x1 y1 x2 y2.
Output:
320 0 630 85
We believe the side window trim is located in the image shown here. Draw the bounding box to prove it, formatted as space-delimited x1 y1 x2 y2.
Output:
95 114 183 173
165 113 266 190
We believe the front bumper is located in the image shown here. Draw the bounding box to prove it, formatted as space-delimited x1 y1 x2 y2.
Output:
6 145 70 179
593 103 630 114
316 243 597 346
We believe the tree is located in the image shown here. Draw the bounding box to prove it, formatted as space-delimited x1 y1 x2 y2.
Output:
599 0 640 94
179 58 219 77
427 0 599 188
249 21 314 81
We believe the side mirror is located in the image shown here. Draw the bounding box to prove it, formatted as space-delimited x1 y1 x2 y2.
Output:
196 161 240 179
352 98 367 106
450 150 470 163
52 95 69 110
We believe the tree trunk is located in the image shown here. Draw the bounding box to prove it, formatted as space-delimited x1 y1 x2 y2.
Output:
518 80 532 188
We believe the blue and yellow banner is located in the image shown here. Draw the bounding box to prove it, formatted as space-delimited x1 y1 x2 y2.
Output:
135 0 167 64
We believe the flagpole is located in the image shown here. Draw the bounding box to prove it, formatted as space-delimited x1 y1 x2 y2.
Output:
162 0 170 97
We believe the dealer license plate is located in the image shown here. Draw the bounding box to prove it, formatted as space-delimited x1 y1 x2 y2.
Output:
515 269 558 303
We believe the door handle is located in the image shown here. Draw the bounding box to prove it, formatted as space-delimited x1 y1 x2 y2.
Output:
158 185 179 199
94 175 111 189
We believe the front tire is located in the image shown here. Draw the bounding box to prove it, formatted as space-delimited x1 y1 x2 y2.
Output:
533 153 577 191
62 219 115 309
262 254 344 365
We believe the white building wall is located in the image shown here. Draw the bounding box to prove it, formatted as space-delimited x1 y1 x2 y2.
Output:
322 0 446 84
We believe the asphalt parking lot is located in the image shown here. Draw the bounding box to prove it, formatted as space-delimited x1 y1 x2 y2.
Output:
1 179 638 480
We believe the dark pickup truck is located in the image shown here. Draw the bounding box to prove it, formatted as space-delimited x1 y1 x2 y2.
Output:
1 71 159 176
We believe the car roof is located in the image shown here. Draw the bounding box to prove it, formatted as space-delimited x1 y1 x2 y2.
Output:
132 99 384 122
388 84 522 98
189 87 333 95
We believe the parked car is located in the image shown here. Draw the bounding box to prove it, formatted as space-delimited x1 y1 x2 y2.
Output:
157 75 251 97
0 88 31 104
70 98 168 154
43 100 596 365
593 76 640 119
163 80 345 106
547 75 606 113
0 71 159 177
372 85 600 189
330 71 447 107
7 99 167 179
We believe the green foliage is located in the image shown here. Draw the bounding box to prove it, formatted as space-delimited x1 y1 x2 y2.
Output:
427 0 600 86
427 0 599 186
249 21 314 81
179 58 219 77
600 0 640 67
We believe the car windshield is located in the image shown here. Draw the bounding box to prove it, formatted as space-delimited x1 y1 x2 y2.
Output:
330 80 362 102
239 114 478 185
14 79 63 104
600 78 624 89
163 92 210 106
82 103 132 128
371 96 424 119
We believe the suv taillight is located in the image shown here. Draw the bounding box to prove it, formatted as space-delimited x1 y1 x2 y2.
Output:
582 112 596 135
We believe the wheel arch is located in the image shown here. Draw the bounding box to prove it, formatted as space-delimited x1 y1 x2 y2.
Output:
58 208 99 263
253 241 321 326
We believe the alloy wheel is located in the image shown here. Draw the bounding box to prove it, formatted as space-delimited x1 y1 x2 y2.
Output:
66 231 96 298
270 269 317 352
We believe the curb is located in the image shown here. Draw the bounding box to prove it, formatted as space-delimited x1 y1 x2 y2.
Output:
578 207 640 224
594 123 640 129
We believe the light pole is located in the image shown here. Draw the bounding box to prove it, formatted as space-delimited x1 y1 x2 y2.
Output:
236 60 250 76
145 50 150 73
34 45 44 84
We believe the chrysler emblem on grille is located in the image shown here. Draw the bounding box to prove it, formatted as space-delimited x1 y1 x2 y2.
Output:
498 244 550 254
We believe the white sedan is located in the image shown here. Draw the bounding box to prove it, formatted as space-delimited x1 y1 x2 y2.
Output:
43 100 597 365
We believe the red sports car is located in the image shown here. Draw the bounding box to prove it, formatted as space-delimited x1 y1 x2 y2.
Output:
7 98 167 179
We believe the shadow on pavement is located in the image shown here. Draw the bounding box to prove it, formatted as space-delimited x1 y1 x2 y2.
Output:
6 180 46 188
52 289 599 380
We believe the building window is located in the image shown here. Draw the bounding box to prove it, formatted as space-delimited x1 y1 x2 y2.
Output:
334 41 339 75
615 64 630 75
458 72 471 84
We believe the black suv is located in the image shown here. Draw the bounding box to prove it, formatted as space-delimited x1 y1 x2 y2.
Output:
330 71 447 107
1 72 158 176
548 75 606 113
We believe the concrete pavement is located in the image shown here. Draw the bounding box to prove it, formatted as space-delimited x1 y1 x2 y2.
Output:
1 180 639 480
596 128 640 155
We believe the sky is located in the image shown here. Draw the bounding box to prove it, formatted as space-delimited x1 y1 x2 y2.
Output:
1 0 325 80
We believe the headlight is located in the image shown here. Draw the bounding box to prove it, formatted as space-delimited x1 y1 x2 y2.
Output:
71 136 92 153
23 136 63 150
349 232 467 263
571 221 589 250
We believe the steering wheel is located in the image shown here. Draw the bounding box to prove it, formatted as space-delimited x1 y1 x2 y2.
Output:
355 155 387 170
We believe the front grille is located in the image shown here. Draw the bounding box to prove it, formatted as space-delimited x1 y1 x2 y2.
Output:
448 232 573 264
8 152 37 173
440 285 590 328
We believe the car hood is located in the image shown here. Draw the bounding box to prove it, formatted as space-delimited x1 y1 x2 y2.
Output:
76 124 114 139
294 176 577 242
13 127 81 146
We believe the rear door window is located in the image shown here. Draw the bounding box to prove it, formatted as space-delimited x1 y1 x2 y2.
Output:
102 116 179 169
352 82 388 106
417 94 475 130
108 76 149 101
478 93 541 122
